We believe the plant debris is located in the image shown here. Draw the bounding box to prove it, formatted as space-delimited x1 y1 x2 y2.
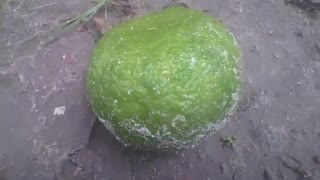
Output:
221 135 237 148
62 0 111 28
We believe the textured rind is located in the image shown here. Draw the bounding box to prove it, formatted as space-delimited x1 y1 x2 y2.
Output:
87 6 241 150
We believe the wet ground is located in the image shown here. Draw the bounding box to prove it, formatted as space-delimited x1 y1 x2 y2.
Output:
1 0 320 179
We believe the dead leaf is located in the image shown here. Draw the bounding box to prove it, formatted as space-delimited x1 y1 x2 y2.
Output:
93 16 106 33
93 15 112 34
63 52 74 65
77 25 87 32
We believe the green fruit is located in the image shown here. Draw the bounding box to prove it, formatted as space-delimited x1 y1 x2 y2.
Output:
87 6 241 150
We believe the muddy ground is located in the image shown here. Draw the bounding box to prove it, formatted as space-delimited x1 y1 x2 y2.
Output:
0 0 320 179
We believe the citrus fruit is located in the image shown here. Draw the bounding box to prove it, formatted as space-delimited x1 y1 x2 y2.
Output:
87 6 241 150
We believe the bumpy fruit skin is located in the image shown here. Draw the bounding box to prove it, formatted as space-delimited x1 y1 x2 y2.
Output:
87 6 241 150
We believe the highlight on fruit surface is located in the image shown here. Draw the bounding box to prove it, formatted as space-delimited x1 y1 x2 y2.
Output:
86 6 242 151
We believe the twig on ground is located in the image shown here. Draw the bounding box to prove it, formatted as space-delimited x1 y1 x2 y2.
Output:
30 2 57 12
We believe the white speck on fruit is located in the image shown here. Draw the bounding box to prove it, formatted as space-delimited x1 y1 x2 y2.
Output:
222 50 228 61
190 57 196 66
232 91 239 102
118 37 124 44
162 125 168 132
183 94 192 99
212 28 222 38
233 68 237 75
161 70 169 75
98 116 116 136
171 114 186 127
136 127 152 137
98 117 106 123
230 33 240 49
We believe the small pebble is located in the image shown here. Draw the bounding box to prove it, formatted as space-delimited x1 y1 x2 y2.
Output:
219 163 225 173
53 106 66 115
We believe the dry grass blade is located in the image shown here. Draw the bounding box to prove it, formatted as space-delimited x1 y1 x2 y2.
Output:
20 0 112 54
62 0 111 28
